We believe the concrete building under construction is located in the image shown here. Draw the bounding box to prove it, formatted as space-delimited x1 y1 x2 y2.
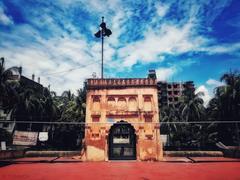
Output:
157 81 195 107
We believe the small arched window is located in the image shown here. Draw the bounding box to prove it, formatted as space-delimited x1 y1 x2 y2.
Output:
107 97 115 110
128 97 137 111
118 97 127 110
92 96 100 111
144 96 152 111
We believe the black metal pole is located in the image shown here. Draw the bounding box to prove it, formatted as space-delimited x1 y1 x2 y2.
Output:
101 17 104 79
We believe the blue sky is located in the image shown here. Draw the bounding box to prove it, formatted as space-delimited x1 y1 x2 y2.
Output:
0 0 239 105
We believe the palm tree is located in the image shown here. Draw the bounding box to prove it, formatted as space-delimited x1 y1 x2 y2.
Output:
50 91 57 98
212 70 240 145
180 91 206 122
220 70 240 121
42 88 59 121
61 90 74 102
51 88 86 149
12 88 43 130
0 57 20 111
178 87 206 149
75 88 86 121
160 107 181 146
59 89 86 123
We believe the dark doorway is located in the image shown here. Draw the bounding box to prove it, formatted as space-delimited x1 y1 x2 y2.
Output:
108 121 136 160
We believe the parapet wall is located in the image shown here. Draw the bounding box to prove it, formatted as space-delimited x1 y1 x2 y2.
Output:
86 78 157 89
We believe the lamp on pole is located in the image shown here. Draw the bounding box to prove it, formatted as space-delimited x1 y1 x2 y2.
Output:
94 17 112 79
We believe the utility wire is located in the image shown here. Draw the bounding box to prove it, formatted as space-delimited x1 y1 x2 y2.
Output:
1 120 240 125
44 61 100 76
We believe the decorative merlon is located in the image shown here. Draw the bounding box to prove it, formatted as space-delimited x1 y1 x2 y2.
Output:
86 78 157 89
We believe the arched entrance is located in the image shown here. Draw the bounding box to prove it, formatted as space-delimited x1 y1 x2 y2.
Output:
108 121 136 160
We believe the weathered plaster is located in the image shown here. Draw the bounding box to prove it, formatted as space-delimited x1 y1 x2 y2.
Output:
84 78 163 161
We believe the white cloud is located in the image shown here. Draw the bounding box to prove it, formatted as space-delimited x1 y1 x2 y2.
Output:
79 0 121 14
0 1 112 95
1 35 102 95
202 43 240 55
172 0 231 26
0 4 13 26
155 3 169 17
112 0 235 69
156 67 177 81
47 62 100 95
118 22 206 68
0 0 237 95
206 78 225 87
195 85 212 107
196 78 225 107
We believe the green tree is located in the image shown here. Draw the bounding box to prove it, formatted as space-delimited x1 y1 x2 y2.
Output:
178 87 207 149
180 89 206 122
52 88 86 150
209 70 240 145
0 57 20 111
12 88 43 130
160 105 181 147
160 84 212 150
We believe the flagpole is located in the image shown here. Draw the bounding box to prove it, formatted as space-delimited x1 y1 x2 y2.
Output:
101 17 104 79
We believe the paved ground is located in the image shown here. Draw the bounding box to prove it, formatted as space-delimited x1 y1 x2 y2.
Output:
0 158 240 180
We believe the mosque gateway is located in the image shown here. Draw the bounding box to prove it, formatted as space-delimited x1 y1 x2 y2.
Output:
84 78 163 161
